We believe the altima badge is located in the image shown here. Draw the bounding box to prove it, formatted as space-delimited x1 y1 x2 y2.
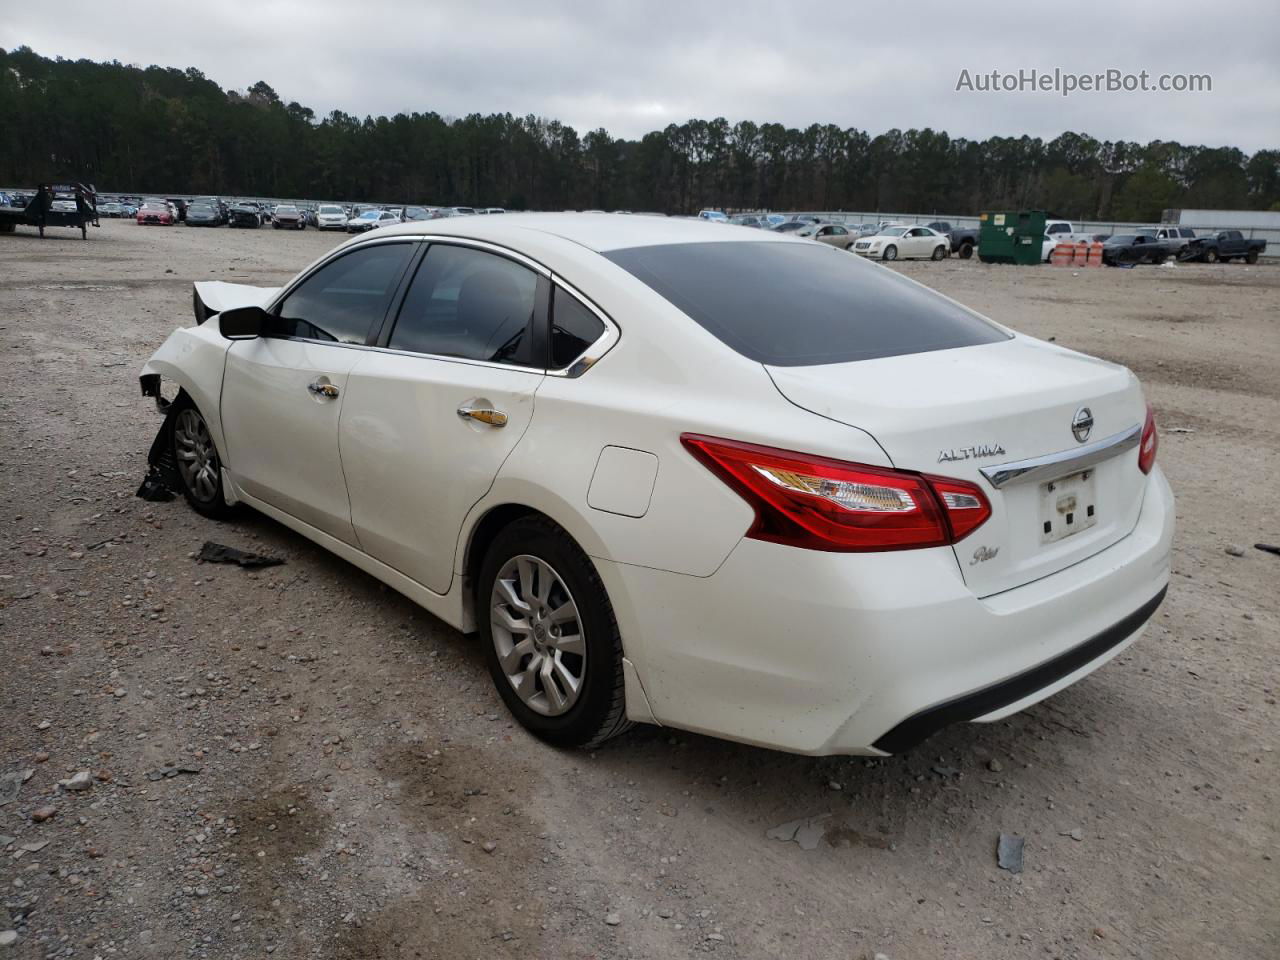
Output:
970 545 1000 565
938 443 1005 463
1072 407 1094 443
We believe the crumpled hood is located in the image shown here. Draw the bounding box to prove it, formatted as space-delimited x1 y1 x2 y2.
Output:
192 281 280 323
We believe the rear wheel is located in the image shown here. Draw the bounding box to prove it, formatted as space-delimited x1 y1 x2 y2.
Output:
172 402 234 520
1246 250 1259 264
931 244 947 260
882 244 898 262
478 516 630 748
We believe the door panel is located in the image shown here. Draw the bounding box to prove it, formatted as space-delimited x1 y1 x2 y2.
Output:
340 353 542 593
222 338 362 543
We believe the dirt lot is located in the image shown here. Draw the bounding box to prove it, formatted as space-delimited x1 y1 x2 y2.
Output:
1 219 1276 960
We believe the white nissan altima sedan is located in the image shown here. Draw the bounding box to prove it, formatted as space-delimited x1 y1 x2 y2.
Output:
139 214 1173 755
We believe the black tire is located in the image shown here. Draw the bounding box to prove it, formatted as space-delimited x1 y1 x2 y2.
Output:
477 516 630 748
958 242 974 260
1204 248 1219 263
170 399 234 520
1246 250 1259 264
882 244 898 262
931 244 947 261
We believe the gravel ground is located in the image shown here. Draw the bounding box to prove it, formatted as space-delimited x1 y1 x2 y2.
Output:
1 219 1276 960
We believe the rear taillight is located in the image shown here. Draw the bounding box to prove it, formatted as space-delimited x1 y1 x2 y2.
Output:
1138 403 1158 474
681 434 991 552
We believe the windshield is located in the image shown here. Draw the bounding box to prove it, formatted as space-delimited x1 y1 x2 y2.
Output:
1109 235 1138 243
878 227 909 237
772 222 808 232
319 205 343 214
604 241 1008 366
275 205 297 212
358 211 381 220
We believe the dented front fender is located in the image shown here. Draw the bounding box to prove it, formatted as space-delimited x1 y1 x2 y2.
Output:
138 317 234 466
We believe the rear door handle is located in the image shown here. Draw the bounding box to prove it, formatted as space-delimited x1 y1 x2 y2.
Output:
308 381 340 399
457 402 508 427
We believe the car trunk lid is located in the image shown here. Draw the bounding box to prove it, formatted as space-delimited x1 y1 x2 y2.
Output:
767 337 1148 597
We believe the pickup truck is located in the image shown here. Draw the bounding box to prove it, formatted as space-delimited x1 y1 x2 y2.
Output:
1184 230 1267 264
926 222 981 259
1152 225 1197 256
1046 220 1096 244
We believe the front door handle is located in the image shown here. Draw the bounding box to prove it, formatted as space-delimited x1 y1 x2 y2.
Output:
308 381 340 399
457 402 508 427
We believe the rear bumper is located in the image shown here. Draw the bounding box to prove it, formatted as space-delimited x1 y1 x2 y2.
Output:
599 465 1174 755
872 584 1165 752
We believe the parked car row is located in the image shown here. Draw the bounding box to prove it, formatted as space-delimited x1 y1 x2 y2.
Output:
712 212 1269 267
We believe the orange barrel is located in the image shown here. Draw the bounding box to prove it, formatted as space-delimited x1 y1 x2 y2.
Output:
1051 242 1074 266
1072 241 1091 266
1086 241 1103 266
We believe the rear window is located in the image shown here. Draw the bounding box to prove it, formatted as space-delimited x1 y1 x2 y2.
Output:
604 241 1009 366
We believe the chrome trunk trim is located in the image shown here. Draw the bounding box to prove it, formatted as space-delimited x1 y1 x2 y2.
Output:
979 424 1142 489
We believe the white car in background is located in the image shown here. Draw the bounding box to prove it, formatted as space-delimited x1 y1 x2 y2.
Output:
853 225 950 261
346 209 401 233
315 204 349 231
138 215 1172 756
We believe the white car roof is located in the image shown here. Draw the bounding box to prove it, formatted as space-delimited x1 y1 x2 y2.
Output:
365 212 797 253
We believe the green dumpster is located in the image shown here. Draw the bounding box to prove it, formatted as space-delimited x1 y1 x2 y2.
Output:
978 210 1046 265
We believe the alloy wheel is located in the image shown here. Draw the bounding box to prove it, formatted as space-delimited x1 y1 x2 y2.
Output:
174 408 220 503
489 555 586 716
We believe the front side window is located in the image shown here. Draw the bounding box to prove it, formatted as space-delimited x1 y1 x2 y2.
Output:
274 242 415 344
387 244 540 367
550 288 606 369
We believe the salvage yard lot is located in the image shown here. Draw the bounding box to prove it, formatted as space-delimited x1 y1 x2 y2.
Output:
1 220 1276 960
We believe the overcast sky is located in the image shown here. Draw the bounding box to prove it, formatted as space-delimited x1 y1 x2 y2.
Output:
4 1 1277 151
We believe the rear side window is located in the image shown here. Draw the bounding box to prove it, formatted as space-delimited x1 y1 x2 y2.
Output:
550 288 605 368
604 241 1008 366
274 242 414 344
388 244 539 366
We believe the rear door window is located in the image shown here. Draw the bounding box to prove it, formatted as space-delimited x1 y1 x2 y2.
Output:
604 241 1008 366
387 243 540 367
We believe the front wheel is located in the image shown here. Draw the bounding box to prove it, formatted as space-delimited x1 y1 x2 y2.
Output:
478 516 630 748
882 244 898 261
958 242 974 259
1204 248 1219 263
172 402 234 519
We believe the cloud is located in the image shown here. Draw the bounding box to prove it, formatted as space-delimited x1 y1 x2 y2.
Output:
3 0 1277 150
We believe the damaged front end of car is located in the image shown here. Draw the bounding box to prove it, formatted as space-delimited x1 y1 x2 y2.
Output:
135 280 278 503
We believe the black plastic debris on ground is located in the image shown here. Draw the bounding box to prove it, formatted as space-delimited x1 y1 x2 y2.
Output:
997 833 1024 874
135 469 175 502
1255 543 1280 557
197 541 285 569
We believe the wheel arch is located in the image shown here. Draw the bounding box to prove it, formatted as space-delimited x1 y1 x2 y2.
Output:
456 493 610 633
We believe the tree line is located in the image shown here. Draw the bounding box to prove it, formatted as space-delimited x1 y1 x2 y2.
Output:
1 46 1277 221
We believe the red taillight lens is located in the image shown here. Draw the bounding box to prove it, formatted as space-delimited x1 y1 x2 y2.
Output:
925 474 994 541
681 434 991 552
1138 403 1158 474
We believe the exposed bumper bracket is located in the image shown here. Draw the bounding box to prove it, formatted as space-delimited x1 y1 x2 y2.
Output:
872 585 1167 754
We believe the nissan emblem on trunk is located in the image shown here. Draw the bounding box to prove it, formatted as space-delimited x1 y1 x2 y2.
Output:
1071 407 1093 443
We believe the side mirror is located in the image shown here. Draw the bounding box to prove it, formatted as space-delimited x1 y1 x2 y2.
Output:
219 305 269 340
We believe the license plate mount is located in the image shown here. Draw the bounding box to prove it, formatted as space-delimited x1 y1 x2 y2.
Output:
1039 469 1098 544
